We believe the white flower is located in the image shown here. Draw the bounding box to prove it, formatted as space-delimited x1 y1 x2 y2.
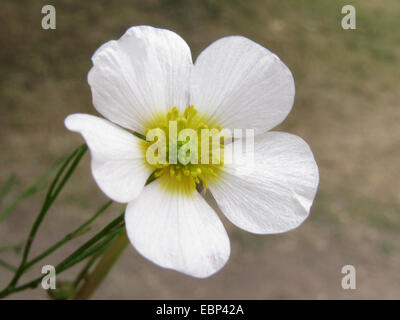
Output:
65 26 319 278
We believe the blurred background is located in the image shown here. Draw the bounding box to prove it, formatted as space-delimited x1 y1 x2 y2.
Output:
1 0 399 299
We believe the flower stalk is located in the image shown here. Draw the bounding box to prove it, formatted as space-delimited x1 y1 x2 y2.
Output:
74 228 129 300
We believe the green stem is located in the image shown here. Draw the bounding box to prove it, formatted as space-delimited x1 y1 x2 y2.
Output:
74 229 129 300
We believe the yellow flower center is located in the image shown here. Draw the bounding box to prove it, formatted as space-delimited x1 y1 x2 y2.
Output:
143 106 225 195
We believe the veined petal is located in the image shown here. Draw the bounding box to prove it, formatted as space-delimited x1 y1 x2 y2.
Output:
125 177 230 278
190 36 295 135
88 25 193 133
65 114 151 203
209 132 319 234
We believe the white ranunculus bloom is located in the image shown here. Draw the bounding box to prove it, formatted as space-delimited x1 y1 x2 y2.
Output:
65 25 319 278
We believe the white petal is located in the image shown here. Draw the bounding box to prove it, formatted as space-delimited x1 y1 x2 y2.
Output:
209 132 319 234
65 114 151 203
190 36 295 134
88 25 193 133
125 177 230 278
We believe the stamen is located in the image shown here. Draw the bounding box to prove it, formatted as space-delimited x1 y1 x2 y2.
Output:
144 105 224 192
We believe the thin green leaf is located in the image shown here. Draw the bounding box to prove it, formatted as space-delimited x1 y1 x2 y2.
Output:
0 244 23 255
132 131 146 140
0 259 17 272
56 213 124 271
57 227 123 273
24 200 112 270
6 144 87 289
0 174 17 206
73 251 103 288
0 223 125 299
0 155 66 222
